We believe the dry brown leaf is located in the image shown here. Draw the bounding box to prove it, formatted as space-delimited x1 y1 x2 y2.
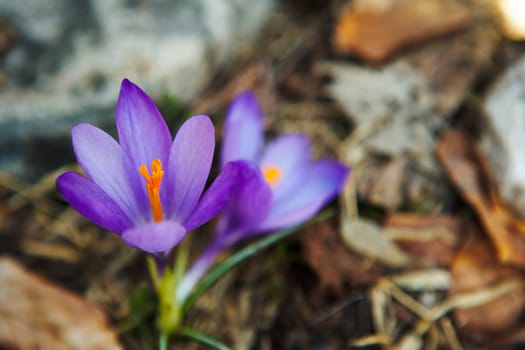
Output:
302 221 383 295
333 0 473 63
383 213 462 267
363 259 523 348
360 225 525 348
0 257 121 350
436 130 525 267
450 231 525 342
341 218 411 267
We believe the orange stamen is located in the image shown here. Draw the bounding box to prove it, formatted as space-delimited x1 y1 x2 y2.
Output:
262 164 282 188
139 159 164 222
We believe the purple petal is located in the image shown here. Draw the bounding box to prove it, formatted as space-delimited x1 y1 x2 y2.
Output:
121 220 187 254
115 79 172 171
259 160 349 231
57 172 133 234
183 160 246 232
165 115 215 221
215 161 273 246
72 123 148 222
258 134 311 201
221 91 264 167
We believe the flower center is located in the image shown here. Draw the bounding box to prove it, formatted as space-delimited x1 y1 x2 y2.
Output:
139 159 164 222
262 164 282 188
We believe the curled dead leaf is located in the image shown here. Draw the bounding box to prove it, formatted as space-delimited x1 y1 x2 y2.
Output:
333 0 472 63
384 213 462 267
0 257 121 350
302 221 383 295
436 130 525 267
450 231 525 342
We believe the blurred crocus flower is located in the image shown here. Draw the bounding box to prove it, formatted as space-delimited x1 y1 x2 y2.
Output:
57 79 242 256
177 91 349 302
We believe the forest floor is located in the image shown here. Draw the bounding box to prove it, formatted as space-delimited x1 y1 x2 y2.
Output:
2 0 525 349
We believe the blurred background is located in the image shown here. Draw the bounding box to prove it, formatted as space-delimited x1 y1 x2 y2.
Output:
2 0 525 349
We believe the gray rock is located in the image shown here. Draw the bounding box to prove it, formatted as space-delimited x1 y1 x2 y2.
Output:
0 0 274 179
482 55 525 218
320 61 446 211
320 61 442 172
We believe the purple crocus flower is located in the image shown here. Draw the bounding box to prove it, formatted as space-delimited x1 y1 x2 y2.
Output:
218 91 349 240
176 91 349 302
56 79 243 256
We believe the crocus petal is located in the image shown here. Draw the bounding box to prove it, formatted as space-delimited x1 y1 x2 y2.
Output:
115 79 172 170
259 160 349 231
72 123 148 221
121 220 187 254
183 160 246 232
165 115 215 221
215 162 273 246
57 172 133 234
258 133 311 201
221 91 264 167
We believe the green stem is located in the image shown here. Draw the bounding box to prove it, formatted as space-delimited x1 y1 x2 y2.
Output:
182 209 333 312
154 237 191 336
174 236 190 287
157 268 182 335
178 328 232 350
159 332 169 350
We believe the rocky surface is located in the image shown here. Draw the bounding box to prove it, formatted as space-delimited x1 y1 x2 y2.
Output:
0 0 274 179
321 61 445 211
482 55 525 218
321 61 441 169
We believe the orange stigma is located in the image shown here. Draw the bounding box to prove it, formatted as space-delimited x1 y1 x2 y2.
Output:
262 164 282 188
139 159 164 222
